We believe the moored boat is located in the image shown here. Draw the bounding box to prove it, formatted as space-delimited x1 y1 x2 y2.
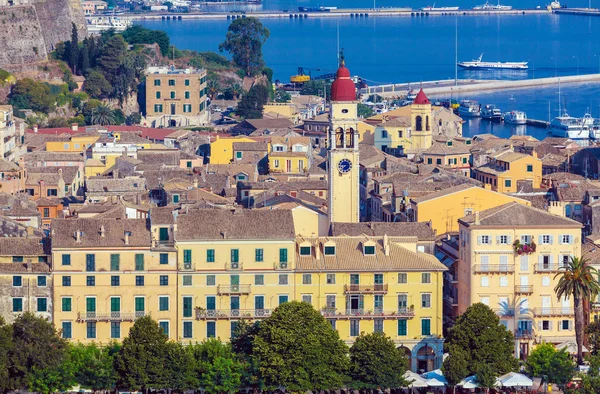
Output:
458 54 528 70
503 111 527 125
481 104 502 121
549 113 591 140
421 3 459 11
458 100 481 118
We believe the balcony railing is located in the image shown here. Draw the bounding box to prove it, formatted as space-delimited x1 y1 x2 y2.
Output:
493 308 515 317
343 284 388 294
196 309 272 320
444 295 458 306
77 311 146 322
473 264 515 274
534 264 568 273
444 272 458 283
273 262 289 270
515 285 534 294
225 262 243 271
533 307 574 317
320 307 415 319
514 329 534 339
217 284 251 295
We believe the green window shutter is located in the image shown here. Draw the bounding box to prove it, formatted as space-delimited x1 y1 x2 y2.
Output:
86 298 96 312
62 298 72 312
110 298 120 312
135 298 145 312
421 319 431 336
231 249 239 263
206 249 214 262
110 254 120 271
183 297 192 317
135 254 144 271
255 249 263 262
398 319 407 336
185 249 193 263
62 254 71 266
280 248 288 263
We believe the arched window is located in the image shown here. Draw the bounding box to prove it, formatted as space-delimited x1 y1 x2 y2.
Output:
416 116 422 131
416 345 435 373
399 346 412 370
335 127 344 148
426 116 430 131
346 128 355 148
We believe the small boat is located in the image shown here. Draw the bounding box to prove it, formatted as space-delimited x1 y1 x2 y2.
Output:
503 111 527 125
481 104 502 121
458 100 481 118
549 113 591 139
421 3 459 11
458 54 528 70
86 15 131 33
473 1 512 10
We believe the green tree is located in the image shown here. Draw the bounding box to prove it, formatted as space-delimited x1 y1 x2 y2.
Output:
526 342 556 377
191 339 242 394
348 332 408 389
8 312 69 391
125 112 141 125
83 70 113 99
231 320 262 389
525 343 574 388
97 35 128 86
113 316 169 390
164 342 198 391
443 303 518 386
300 80 331 97
224 83 244 100
555 255 600 365
79 38 90 75
358 103 375 118
28 361 76 394
92 103 116 125
0 317 12 393
274 88 291 103
219 17 270 76
253 301 349 391
548 348 576 388
9 79 56 113
474 363 496 390
122 25 171 56
237 83 269 119
69 23 79 75
207 78 222 100
70 343 119 391
587 320 600 355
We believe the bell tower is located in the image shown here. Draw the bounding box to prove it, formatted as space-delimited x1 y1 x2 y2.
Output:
328 53 360 224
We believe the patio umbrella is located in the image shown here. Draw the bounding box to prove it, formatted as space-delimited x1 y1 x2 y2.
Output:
497 372 533 387
426 377 446 387
557 341 589 354
422 369 448 385
458 375 479 389
403 371 429 388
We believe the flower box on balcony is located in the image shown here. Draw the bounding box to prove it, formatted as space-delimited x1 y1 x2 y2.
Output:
513 239 536 255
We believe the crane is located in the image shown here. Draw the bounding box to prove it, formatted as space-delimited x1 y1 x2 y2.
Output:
289 66 335 84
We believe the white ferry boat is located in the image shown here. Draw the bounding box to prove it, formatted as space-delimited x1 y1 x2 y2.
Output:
458 100 481 118
503 111 527 125
481 104 502 120
473 1 512 10
421 3 459 11
549 113 591 140
458 54 528 70
86 16 132 33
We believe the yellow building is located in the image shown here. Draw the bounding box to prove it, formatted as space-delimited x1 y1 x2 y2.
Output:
473 151 542 193
46 133 99 152
457 203 581 358
268 136 311 174
262 103 300 124
409 184 531 235
210 136 258 164
422 138 472 175
52 218 178 343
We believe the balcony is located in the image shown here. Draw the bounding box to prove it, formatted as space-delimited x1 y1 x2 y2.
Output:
225 262 243 271
514 329 534 340
152 239 175 248
217 284 251 295
343 284 388 294
592 302 600 312
273 262 289 270
515 285 534 294
534 264 567 273
444 272 458 283
77 311 146 322
320 307 414 319
444 294 458 306
533 307 574 317
493 308 515 317
196 309 272 320
473 264 515 274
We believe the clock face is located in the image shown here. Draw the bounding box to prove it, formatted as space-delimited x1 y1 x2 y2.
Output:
338 159 352 173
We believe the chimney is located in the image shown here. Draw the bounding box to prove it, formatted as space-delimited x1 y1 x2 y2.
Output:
383 234 389 256
75 230 81 242
26 226 34 238
474 211 480 225
124 231 130 245
33 124 38 133
71 123 78 132
100 225 105 237
315 242 321 260
221 230 228 239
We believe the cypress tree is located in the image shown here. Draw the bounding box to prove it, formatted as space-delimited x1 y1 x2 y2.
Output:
69 23 79 75
79 38 90 76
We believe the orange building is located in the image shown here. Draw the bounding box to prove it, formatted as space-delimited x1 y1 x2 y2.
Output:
36 198 64 231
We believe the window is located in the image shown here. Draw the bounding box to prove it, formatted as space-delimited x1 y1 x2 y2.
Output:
183 296 193 318
255 274 264 285
159 296 169 311
12 276 22 287
350 320 360 337
160 253 169 265
421 273 431 284
62 254 71 266
561 235 573 244
255 248 264 262
86 276 95 286
47 189 57 196
374 319 384 333
302 294 312 304
43 208 49 217
329 320 336 329
421 293 431 308
62 276 71 286
326 273 336 284
154 104 163 113
398 319 408 336
111 322 120 339
168 79 175 86
505 179 512 188
135 276 144 286
183 104 191 113
86 254 95 271
542 320 551 331
520 255 529 271
278 295 289 305
110 254 120 271
170 91 176 99
398 273 407 284
62 297 72 312
182 275 192 286
156 91 161 99
427 158 433 164
87 322 96 339
521 235 531 244
36 276 46 287
111 275 120 286
481 276 489 287
562 320 571 330
279 248 288 263
159 321 169 337
326 294 336 308
274 159 280 168
62 322 72 339
279 274 288 285
381 130 388 138
135 254 144 271
421 319 431 336
160 275 169 286
499 276 508 287
324 246 336 255
480 235 490 245
436 158 442 165
499 235 508 244
364 245 375 255
184 79 190 86
207 322 216 338
542 276 551 286
300 246 311 256
542 235 551 244
206 275 216 286
12 298 22 312
302 273 312 285
206 249 214 262
231 249 239 263
154 79 161 86
183 321 193 338
527 164 533 172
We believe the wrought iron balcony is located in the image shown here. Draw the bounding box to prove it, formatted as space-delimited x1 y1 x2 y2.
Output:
196 309 272 320
444 272 458 283
343 284 388 294
77 311 146 322
273 262 289 270
515 285 534 294
533 307 574 317
217 284 251 295
320 307 414 319
493 308 515 317
514 329 534 339
444 294 458 306
473 264 515 274
534 264 567 273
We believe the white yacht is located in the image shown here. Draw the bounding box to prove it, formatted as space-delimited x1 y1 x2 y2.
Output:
549 113 591 140
458 54 528 70
503 111 527 125
458 100 481 118
473 1 512 10
421 3 459 11
86 16 132 33
481 104 502 121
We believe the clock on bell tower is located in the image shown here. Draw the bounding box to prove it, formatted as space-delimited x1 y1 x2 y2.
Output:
327 54 360 224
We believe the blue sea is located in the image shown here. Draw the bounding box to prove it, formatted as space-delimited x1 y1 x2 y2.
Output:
138 3 600 139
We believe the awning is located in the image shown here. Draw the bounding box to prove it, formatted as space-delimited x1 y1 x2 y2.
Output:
403 371 429 388
557 340 589 354
497 372 533 387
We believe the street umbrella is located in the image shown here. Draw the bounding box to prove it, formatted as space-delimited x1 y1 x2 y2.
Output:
422 369 448 385
557 341 589 354
458 375 479 389
426 377 446 387
403 371 429 388
497 372 533 388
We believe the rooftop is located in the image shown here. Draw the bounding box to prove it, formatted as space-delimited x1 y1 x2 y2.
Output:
146 66 205 75
459 202 581 228
330 222 436 240
52 218 151 248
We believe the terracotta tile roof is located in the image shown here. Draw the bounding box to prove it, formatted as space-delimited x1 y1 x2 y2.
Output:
459 202 581 227
495 151 531 163
116 132 150 144
359 144 386 167
233 141 268 151
295 237 446 272
86 177 146 194
23 151 85 164
150 207 176 226
36 197 62 207
0 237 49 256
238 180 327 191
137 150 181 166
143 169 194 189
28 166 79 184
330 222 436 240
543 172 586 182
176 209 295 241
205 163 257 177
0 158 20 172
0 262 50 273
25 172 62 186
244 118 295 130
186 188 233 204
424 140 471 156
411 184 478 204
378 116 411 127
52 218 151 248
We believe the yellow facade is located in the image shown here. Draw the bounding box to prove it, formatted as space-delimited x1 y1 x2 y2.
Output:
357 121 375 145
210 136 257 164
263 103 300 124
46 135 99 152
410 185 531 235
84 159 106 178
457 203 581 358
473 151 542 193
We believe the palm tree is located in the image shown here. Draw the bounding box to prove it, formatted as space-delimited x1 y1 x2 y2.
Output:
92 104 115 126
229 83 243 100
555 255 600 365
207 79 221 100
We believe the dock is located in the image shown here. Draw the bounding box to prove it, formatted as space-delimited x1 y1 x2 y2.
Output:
553 8 600 16
526 119 550 128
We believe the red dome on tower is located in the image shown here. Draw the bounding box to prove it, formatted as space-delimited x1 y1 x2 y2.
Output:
413 88 430 105
331 59 356 102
